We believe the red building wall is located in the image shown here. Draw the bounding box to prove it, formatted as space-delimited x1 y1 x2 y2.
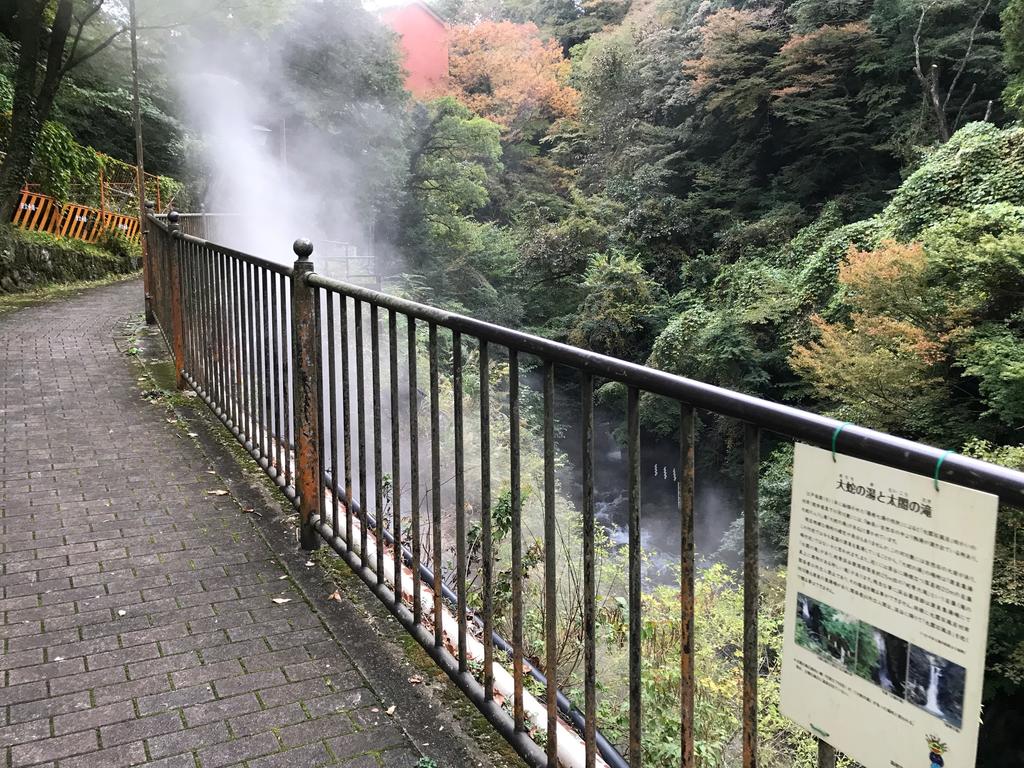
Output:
378 3 449 98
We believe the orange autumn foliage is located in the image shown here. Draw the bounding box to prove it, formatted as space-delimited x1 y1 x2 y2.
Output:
790 241 950 430
446 21 579 136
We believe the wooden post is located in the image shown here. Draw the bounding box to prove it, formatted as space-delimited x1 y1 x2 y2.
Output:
291 238 321 551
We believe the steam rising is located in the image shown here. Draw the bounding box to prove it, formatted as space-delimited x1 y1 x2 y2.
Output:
170 1 407 267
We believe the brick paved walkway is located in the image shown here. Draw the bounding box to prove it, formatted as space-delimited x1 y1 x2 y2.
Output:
0 281 428 768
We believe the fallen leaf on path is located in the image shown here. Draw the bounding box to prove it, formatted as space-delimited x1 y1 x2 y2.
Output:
408 675 424 685
188 432 198 438
305 561 315 567
327 591 342 601
271 598 291 604
206 490 229 496
386 705 396 716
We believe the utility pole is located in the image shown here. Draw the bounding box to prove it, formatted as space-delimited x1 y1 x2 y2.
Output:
129 0 154 324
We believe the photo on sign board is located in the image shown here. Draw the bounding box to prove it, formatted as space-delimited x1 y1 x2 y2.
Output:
906 645 966 729
851 622 909 699
795 593 857 672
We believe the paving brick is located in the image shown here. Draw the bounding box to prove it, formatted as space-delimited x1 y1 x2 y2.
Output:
197 731 279 768
230 702 307 737
181 693 262 727
100 711 183 746
52 701 136 735
9 690 91 724
212 668 287 698
48 666 128 696
136 683 217 715
170 659 244 689
326 727 407 760
10 730 98 766
0 717 51 748
278 712 356 748
146 721 231 759
59 743 147 768
249 743 333 768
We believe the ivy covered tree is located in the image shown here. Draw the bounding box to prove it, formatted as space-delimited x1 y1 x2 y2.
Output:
0 0 129 221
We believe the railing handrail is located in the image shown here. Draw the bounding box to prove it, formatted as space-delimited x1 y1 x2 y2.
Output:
304 270 1024 507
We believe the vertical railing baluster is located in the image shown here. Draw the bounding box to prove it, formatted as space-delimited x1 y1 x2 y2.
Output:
581 372 596 768
209 247 220 409
327 294 339 536
197 245 207 386
628 385 641 768
217 249 228 416
260 266 273 463
167 217 184 389
372 305 385 582
180 239 192 378
270 272 282 479
480 340 493 699
408 315 422 625
454 331 467 671
543 360 557 767
228 256 240 431
316 288 326 523
389 309 402 603
509 349 524 732
236 258 246 443
245 261 258 451
280 274 293 488
355 300 368 562
429 323 443 648
680 405 696 768
743 423 760 768
341 296 353 546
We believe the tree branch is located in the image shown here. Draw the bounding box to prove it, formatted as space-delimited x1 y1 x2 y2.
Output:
65 1 105 69
62 24 129 76
952 81 977 131
942 0 993 114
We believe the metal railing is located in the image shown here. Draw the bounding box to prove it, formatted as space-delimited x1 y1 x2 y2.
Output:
145 212 1024 768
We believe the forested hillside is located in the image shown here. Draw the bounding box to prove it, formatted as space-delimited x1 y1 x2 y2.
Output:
397 0 1024 760
2 0 1023 762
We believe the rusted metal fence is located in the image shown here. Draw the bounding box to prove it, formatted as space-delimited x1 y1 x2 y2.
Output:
146 213 1024 768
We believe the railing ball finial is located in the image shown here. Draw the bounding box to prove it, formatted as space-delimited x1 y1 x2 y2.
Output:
144 200 155 211
293 238 314 261
167 210 180 224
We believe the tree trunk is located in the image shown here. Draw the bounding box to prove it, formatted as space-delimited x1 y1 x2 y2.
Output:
0 0 73 223
0 117 42 224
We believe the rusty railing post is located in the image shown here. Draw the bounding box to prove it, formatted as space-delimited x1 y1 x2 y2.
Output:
167 211 186 389
143 200 155 324
291 238 321 551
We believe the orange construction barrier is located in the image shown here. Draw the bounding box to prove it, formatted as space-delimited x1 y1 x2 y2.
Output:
11 188 140 245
